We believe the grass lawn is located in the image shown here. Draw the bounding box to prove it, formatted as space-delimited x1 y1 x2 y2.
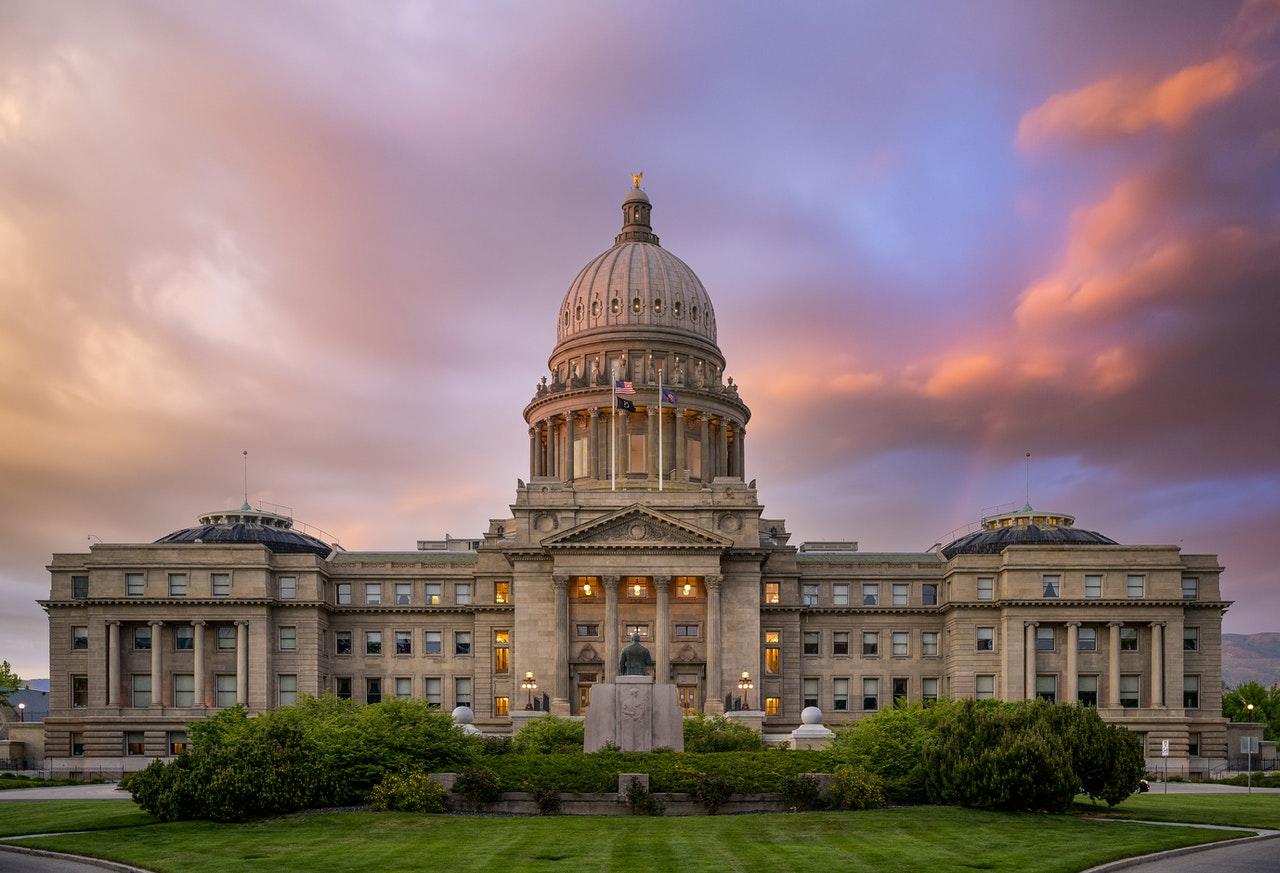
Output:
8 807 1234 873
0 799 155 838
1076 792 1280 830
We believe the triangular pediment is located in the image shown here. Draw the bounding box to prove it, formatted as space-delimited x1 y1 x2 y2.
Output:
542 504 732 550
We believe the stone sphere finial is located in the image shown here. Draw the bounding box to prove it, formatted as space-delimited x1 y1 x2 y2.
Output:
800 706 823 725
451 705 475 725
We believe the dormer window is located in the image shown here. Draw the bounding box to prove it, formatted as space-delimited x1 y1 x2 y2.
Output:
632 296 642 314
673 301 682 318
611 297 620 315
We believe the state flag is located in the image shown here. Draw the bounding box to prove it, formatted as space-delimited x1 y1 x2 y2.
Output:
660 388 678 405
616 397 635 412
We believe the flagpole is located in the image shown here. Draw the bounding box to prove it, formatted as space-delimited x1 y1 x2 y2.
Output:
658 367 664 492
611 378 616 492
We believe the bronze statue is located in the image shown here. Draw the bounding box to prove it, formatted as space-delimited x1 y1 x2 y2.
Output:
618 632 654 676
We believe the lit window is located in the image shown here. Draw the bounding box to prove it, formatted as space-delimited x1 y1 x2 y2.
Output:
625 624 649 639
72 575 89 598
764 696 780 716
1183 675 1200 709
456 583 472 605
677 577 698 597
975 675 995 699
424 677 442 708
764 581 780 604
802 584 819 606
366 631 382 655
1035 675 1056 703
765 630 781 673
454 677 472 708
922 678 939 704
1084 575 1102 598
892 631 909 656
71 626 88 651
215 674 236 707
71 674 88 708
168 731 189 755
1119 675 1139 708
395 630 412 656
335 631 352 655
212 573 231 597
425 583 442 605
628 579 648 599
1126 575 1144 598
278 577 297 600
862 631 879 656
216 626 236 651
365 583 382 605
1078 675 1098 706
1078 627 1097 651
336 583 352 605
977 577 993 601
131 674 151 708
278 626 297 652
395 582 411 605
632 296 641 314
366 677 382 704
833 631 849 656
126 731 146 756
922 584 938 606
1042 575 1060 598
126 573 145 597
278 674 298 706
1181 577 1198 600
862 583 879 606
395 677 412 700
168 574 188 597
976 627 994 652
832 584 849 606
1184 627 1199 651
1036 626 1055 652
833 678 849 711
494 696 510 716
862 678 879 711
455 631 472 655
495 581 511 604
424 631 442 655
922 632 939 656
1120 627 1138 651
803 631 820 655
892 584 909 606
494 630 510 673
133 626 152 651
803 678 819 708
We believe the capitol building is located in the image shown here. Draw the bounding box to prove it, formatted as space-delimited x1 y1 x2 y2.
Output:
41 180 1229 772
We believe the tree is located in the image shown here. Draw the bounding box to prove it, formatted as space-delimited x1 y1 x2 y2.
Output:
1223 681 1280 741
0 661 22 713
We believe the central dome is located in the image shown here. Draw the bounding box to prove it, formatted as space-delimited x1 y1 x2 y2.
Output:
555 180 717 352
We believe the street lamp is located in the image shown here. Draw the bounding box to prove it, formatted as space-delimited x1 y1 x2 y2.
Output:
1246 703 1256 793
738 671 754 710
16 703 24 723
522 671 537 710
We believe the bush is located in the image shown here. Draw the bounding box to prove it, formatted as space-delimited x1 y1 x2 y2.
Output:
624 777 665 816
453 766 502 806
831 703 954 803
510 716 584 754
686 770 734 814
368 771 448 813
828 765 886 810
683 715 766 753
781 773 824 810
530 785 562 815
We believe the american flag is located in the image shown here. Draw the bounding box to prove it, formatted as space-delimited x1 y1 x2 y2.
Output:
614 380 635 395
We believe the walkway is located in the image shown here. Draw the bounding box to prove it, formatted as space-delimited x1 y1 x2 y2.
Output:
0 784 125 802
0 845 142 872
1107 834 1280 871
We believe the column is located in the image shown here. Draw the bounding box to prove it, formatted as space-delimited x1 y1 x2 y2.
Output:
1024 622 1037 700
107 620 121 707
1065 622 1079 706
673 407 685 480
534 423 545 476
603 576 620 682
1108 622 1122 707
564 412 576 482
718 421 729 477
235 620 249 705
528 427 537 478
705 575 724 713
548 418 558 479
699 414 710 482
552 576 570 709
647 406 658 479
1149 622 1164 708
149 621 164 706
192 619 204 706
736 426 746 478
620 408 631 474
589 409 599 479
653 576 671 683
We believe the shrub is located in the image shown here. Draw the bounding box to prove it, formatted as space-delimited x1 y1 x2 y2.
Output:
368 771 448 813
530 785 562 815
781 773 824 810
686 770 734 814
683 715 766 753
828 765 886 810
453 766 502 806
831 703 954 803
624 777 665 816
510 716 584 754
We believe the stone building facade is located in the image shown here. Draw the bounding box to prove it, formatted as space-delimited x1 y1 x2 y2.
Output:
42 180 1230 773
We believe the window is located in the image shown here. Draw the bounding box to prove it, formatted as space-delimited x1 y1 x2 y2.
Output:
922 678 939 704
922 632 939 656
862 678 879 711
175 625 193 651
891 631 909 657
764 696 781 716
1120 627 1138 651
1085 574 1102 598
1181 577 1198 600
1126 575 1145 598
424 630 442 655
71 674 88 708
395 677 413 700
1036 626 1055 652
675 624 699 639
173 674 194 707
455 677 472 708
1184 627 1199 652
833 678 850 711
765 630 781 673
70 733 85 757
126 731 146 756
892 677 908 706
977 577 994 601
832 583 849 606
764 581 780 604
366 630 382 655
215 674 236 707
365 583 382 605
279 576 297 600
576 623 599 638
1078 675 1098 706
1119 675 1139 708
425 583 442 605
494 630 510 672
833 631 850 656
1036 675 1057 703
625 623 649 639
1041 575 1060 598
335 676 352 700
456 583 472 605
72 626 88 651
126 573 145 597
495 581 510 604
168 573 188 596
394 582 411 605
424 677 442 707
212 573 231 597
494 696 510 716
455 631 472 655
1078 627 1097 652
892 583 909 606
803 631 820 655
976 627 994 652
278 626 297 652
802 678 819 708
72 575 89 598
337 583 352 605
1183 675 1200 709
627 578 648 599
802 584 819 606
395 630 412 656
131 674 151 708
862 631 879 656
336 631 352 655
278 675 298 706
1188 733 1200 757
975 675 995 699
862 583 879 606
168 732 189 755
922 584 938 606
133 626 152 650
366 677 382 704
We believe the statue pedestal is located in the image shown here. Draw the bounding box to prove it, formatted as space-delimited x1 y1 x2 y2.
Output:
584 676 684 752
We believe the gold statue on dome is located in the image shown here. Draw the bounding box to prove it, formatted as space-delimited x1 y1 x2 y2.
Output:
631 171 643 189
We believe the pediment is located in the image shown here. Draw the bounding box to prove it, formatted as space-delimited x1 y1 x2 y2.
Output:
542 504 731 550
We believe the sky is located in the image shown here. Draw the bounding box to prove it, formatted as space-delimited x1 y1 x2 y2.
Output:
2 0 1278 680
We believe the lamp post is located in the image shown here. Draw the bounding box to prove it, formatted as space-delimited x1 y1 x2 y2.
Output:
738 671 754 711
1246 703 1255 793
16 703 24 723
522 672 537 711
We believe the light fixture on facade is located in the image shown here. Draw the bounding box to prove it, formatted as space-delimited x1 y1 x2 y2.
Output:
522 671 537 710
738 672 754 710
17 702 25 722
633 583 644 597
582 581 592 596
682 581 693 596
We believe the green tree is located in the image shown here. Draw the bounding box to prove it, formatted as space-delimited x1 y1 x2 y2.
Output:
0 661 22 713
1223 681 1280 741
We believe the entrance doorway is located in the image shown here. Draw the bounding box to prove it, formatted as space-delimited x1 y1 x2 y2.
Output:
678 684 698 714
